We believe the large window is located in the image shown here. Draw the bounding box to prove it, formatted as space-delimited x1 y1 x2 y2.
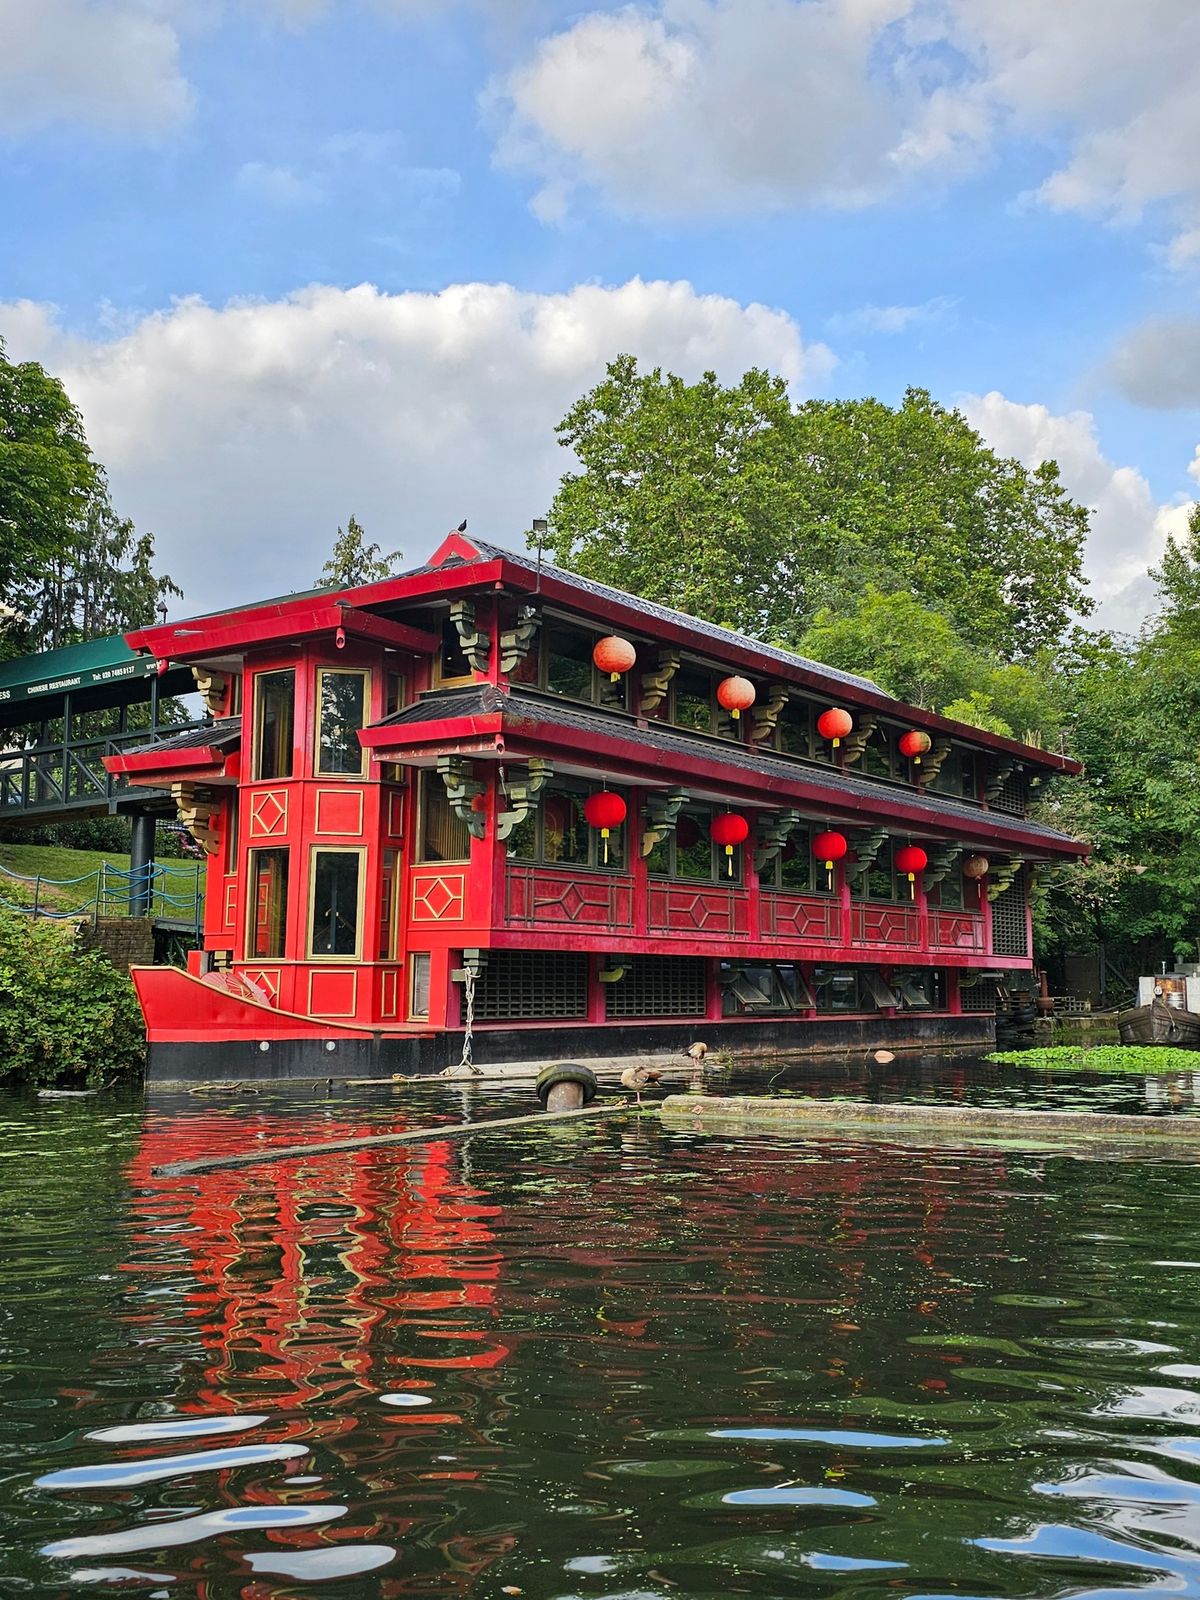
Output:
646 807 742 884
252 670 295 781
927 864 964 910
760 829 834 895
506 785 625 871
309 848 362 958
773 700 814 759
417 771 471 862
248 848 289 959
858 727 898 782
544 623 595 700
667 666 745 741
852 841 896 902
438 616 473 683
315 669 368 776
928 748 978 800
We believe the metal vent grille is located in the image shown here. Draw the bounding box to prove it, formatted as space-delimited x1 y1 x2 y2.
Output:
991 879 1029 957
473 951 588 1020
959 975 1003 1013
606 956 707 1018
992 772 1029 816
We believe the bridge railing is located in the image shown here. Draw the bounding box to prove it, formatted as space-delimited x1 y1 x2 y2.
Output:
0 721 211 816
0 859 205 936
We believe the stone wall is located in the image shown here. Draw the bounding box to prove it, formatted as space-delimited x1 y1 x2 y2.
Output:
79 917 155 973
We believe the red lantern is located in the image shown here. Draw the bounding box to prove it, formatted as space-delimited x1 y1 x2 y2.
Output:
817 707 853 748
898 729 932 764
710 812 749 876
894 844 928 899
962 854 989 879
593 635 636 682
812 829 848 886
811 830 848 870
583 790 626 863
716 675 756 720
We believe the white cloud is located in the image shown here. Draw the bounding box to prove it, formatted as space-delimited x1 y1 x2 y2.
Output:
1106 318 1200 410
826 296 957 336
0 0 192 136
493 0 1200 256
0 279 830 617
961 390 1196 634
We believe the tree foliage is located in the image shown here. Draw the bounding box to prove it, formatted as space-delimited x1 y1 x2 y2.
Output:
541 356 1091 660
0 911 145 1086
798 588 1061 740
318 514 403 588
1035 508 1200 972
0 338 179 655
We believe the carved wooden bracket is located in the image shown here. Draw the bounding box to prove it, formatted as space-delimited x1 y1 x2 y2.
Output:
496 758 553 841
987 856 1025 900
451 947 488 982
749 682 789 744
191 666 229 717
984 759 1015 803
171 782 220 855
597 675 628 713
639 650 680 714
847 825 888 877
499 604 541 675
753 808 802 873
841 712 878 766
641 786 689 856
437 754 486 840
922 843 962 890
920 737 954 784
449 599 490 674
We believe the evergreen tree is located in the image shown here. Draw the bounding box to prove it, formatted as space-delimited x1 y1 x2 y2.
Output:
318 515 403 588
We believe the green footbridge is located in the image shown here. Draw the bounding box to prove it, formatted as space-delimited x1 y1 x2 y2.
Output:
0 634 207 925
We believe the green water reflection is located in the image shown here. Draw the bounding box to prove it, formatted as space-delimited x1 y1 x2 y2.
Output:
1 1064 1200 1597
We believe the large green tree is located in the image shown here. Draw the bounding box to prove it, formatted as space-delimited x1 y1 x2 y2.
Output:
1035 508 1200 975
0 339 179 655
540 357 1091 660
798 588 1062 741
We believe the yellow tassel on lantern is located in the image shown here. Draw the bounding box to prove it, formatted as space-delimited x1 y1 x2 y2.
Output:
600 826 610 863
725 844 734 876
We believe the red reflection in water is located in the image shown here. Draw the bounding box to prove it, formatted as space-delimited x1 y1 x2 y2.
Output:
116 1103 512 1595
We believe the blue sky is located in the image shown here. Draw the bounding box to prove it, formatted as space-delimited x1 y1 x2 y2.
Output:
2 0 1198 627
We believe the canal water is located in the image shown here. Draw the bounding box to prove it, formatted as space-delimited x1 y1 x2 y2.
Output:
3 1057 1200 1598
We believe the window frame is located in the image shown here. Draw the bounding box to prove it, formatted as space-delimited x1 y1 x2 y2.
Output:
415 769 472 864
251 668 296 782
313 666 370 779
646 805 744 886
434 616 476 687
760 828 835 896
306 844 366 961
246 846 290 960
408 952 431 1020
504 782 627 874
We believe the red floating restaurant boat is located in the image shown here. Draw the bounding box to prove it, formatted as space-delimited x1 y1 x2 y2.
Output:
104 529 1086 1083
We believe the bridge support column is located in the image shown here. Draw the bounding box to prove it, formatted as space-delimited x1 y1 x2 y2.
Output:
129 811 155 917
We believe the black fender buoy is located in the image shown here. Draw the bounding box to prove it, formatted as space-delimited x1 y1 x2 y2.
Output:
535 1062 598 1111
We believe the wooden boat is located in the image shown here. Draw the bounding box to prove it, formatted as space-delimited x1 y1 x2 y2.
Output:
1117 997 1200 1048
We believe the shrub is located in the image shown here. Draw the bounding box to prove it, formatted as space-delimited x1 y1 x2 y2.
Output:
0 909 146 1086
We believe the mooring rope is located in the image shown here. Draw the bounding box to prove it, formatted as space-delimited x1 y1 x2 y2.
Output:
440 965 483 1077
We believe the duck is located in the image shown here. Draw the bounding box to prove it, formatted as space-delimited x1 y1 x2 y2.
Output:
620 1064 664 1105
685 1041 708 1063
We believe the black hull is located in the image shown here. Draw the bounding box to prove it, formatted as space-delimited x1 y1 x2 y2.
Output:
1117 999 1200 1048
145 1014 996 1084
